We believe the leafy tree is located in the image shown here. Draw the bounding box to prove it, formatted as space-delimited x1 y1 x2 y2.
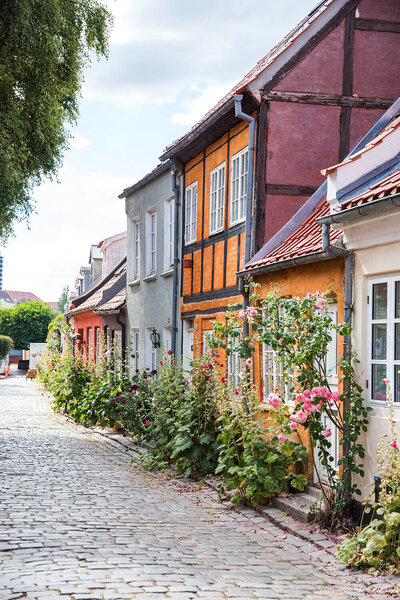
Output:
0 0 112 239
0 335 13 361
58 285 69 312
0 301 54 349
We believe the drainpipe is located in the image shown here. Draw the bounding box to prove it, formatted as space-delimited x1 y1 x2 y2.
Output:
171 159 180 356
233 95 256 343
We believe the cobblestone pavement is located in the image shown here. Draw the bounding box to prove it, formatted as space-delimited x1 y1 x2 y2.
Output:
0 375 398 600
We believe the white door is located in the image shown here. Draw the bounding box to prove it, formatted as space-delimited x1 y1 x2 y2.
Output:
183 320 194 373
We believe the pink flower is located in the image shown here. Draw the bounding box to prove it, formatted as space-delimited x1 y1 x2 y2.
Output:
278 339 283 346
245 358 252 366
233 389 239 395
291 410 307 424
392 440 397 449
322 428 332 438
331 391 341 402
247 307 257 317
383 378 389 385
211 348 215 354
303 389 312 399
168 349 172 355
315 299 326 310
277 433 286 443
160 360 163 366
289 422 297 430
268 393 281 409
221 376 226 383
238 309 246 319
296 393 305 402
145 420 150 426
184 380 189 386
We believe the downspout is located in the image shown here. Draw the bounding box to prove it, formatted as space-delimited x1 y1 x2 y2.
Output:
171 159 180 356
233 94 256 340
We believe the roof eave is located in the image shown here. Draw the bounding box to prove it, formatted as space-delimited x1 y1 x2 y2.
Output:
118 161 171 199
239 245 348 278
318 192 400 226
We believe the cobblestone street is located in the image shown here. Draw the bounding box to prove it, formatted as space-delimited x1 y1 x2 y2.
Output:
0 375 398 600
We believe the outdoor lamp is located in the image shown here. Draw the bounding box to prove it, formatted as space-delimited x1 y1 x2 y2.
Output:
150 328 160 349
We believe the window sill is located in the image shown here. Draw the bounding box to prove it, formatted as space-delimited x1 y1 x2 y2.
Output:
209 227 224 236
128 279 140 287
230 217 246 227
161 269 173 278
143 274 157 282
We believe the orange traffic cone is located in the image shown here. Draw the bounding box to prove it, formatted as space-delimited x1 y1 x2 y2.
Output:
4 366 9 378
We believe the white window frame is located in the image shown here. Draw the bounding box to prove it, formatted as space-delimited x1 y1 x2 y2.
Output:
164 198 174 271
131 329 139 371
146 328 157 372
185 182 197 245
230 147 248 226
209 163 225 234
228 329 242 391
202 330 214 355
163 326 172 352
368 274 400 405
146 209 157 275
87 327 93 363
95 326 101 363
132 218 140 281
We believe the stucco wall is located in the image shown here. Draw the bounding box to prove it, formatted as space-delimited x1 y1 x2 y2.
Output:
344 210 400 494
125 169 179 373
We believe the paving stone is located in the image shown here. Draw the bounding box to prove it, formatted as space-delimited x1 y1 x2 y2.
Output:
0 374 396 600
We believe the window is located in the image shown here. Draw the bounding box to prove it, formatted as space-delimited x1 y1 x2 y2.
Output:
132 219 140 281
228 330 242 390
230 148 248 225
368 276 400 403
131 329 139 370
209 163 225 234
146 328 157 372
262 307 294 404
163 326 172 351
87 327 92 363
146 210 157 275
203 330 214 355
95 327 101 363
164 199 174 271
185 182 197 245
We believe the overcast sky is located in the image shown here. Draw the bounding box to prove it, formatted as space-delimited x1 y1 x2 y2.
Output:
3 0 317 302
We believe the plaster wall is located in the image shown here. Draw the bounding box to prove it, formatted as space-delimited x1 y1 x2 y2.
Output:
125 169 180 373
346 211 400 494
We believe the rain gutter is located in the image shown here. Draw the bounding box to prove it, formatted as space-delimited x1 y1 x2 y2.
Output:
171 159 181 356
317 192 400 226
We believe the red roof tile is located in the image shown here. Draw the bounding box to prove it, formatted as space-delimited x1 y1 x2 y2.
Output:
5 290 41 302
245 199 342 270
163 1 333 155
338 168 400 211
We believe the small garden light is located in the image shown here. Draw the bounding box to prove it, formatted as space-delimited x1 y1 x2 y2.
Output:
150 328 160 349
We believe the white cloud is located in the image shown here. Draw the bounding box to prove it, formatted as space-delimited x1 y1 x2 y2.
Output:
70 134 92 150
171 84 233 126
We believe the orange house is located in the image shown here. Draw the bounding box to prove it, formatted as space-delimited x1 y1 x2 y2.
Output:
160 0 400 375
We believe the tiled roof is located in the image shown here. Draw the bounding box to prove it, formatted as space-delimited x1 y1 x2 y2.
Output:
69 264 126 316
119 162 170 199
94 288 126 313
0 290 42 302
338 168 400 211
323 116 400 175
162 0 332 156
245 199 342 270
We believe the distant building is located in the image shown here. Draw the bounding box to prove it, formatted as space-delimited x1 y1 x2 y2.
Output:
0 290 42 308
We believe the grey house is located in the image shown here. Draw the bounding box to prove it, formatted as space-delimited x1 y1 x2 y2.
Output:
120 162 182 374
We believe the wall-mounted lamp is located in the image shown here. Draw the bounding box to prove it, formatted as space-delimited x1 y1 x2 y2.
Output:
150 328 161 349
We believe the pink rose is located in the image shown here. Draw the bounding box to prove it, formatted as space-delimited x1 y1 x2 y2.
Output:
238 309 246 319
247 307 257 317
296 394 306 402
382 378 389 385
277 433 286 443
392 440 397 449
268 393 281 409
145 420 150 426
245 358 252 366
303 389 312 399
289 422 297 430
322 428 332 438
331 391 341 402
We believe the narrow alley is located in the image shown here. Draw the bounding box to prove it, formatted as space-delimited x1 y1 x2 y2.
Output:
0 375 397 600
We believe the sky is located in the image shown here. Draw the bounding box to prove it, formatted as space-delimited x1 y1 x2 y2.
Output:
2 0 318 302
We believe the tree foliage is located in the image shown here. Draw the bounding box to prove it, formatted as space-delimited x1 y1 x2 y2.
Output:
0 0 112 239
0 301 54 349
58 285 69 312
0 335 13 361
